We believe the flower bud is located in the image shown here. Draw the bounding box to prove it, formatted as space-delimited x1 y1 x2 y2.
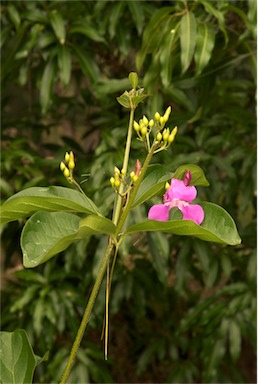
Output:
68 160 75 170
149 119 154 128
65 152 70 163
183 170 192 186
110 177 115 186
60 161 66 171
69 151 75 162
159 116 164 125
143 115 148 126
154 112 160 121
165 106 171 117
134 121 140 131
114 179 120 188
156 132 162 142
132 175 138 183
130 171 135 179
168 126 178 143
165 182 170 190
121 168 126 176
63 167 70 178
141 126 147 136
163 130 169 141
114 166 120 175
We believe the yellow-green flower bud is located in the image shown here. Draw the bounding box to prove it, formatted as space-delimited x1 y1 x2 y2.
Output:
114 179 120 188
132 175 138 183
168 126 178 143
130 171 135 179
164 106 171 118
60 161 66 171
63 167 70 178
69 151 74 162
114 166 120 175
65 152 70 163
163 131 169 141
154 112 160 121
141 126 147 136
149 119 154 128
68 160 75 170
163 114 169 123
133 121 140 131
110 177 115 186
159 116 164 125
156 132 162 142
121 168 126 176
165 182 170 190
143 115 148 126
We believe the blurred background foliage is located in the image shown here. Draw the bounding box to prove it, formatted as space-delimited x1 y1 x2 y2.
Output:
1 0 256 383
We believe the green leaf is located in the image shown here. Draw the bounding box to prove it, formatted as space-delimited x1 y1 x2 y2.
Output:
21 212 116 267
228 320 241 361
69 22 105 43
194 23 215 75
58 45 71 86
49 10 66 44
173 164 210 186
71 44 100 83
123 202 242 246
180 11 197 73
0 186 101 224
132 164 172 208
200 1 228 45
129 72 138 90
40 60 55 114
6 5 21 29
116 91 131 108
0 329 38 384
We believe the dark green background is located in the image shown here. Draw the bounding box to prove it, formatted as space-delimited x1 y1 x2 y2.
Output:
1 1 256 383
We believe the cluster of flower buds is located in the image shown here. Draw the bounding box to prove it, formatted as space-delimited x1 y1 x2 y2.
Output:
133 116 154 140
110 166 125 189
110 160 142 192
133 106 177 152
60 151 75 181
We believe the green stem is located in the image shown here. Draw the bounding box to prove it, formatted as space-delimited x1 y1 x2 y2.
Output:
115 141 157 237
60 240 114 384
113 107 135 225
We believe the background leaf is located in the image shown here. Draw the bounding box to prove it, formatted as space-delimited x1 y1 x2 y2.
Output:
180 11 197 73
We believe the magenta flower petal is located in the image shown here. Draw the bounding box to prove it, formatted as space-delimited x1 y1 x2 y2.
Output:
148 204 170 221
165 178 197 203
178 203 204 225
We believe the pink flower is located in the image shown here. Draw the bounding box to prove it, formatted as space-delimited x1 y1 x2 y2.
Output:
148 171 204 225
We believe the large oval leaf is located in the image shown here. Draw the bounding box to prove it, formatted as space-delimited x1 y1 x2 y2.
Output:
0 329 37 384
0 186 101 224
123 202 241 246
21 212 115 268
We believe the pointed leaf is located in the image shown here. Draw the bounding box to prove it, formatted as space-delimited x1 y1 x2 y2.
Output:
228 320 241 362
0 186 101 224
58 45 71 86
40 60 55 114
69 22 105 43
123 202 241 246
21 212 115 268
0 329 37 384
71 44 99 83
49 10 66 44
180 11 197 73
129 72 138 90
194 23 215 75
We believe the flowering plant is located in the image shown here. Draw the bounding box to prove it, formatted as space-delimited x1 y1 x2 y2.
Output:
0 73 241 383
